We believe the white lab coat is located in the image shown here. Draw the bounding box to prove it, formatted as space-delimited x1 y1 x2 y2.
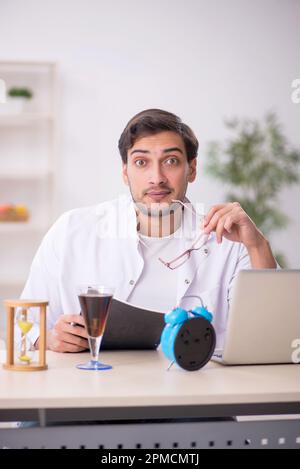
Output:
21 194 252 348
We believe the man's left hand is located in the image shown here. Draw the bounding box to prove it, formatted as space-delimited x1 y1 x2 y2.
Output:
203 202 266 250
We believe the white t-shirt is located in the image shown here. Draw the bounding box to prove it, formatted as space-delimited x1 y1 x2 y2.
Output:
127 228 182 313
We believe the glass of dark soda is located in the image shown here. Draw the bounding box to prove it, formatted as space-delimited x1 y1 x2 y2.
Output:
76 285 114 370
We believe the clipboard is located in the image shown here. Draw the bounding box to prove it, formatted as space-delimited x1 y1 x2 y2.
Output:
101 297 165 350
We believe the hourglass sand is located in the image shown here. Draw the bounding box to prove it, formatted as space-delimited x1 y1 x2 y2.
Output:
17 308 34 364
3 299 48 371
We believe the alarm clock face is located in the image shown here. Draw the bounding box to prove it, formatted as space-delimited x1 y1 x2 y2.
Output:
174 317 216 371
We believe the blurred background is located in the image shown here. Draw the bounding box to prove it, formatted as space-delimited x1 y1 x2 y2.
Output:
0 0 299 337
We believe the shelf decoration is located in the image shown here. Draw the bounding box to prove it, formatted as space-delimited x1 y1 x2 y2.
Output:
0 204 30 222
1 87 34 114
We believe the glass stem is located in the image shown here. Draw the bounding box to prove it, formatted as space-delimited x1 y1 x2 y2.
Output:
88 336 102 363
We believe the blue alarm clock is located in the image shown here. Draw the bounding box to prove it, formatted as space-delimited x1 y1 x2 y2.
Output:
160 296 216 371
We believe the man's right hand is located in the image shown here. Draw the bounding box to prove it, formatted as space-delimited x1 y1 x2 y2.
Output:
36 314 89 353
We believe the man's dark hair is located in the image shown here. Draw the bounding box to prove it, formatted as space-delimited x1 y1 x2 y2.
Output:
118 109 198 164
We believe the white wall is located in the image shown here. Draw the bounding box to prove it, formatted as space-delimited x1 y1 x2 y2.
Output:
0 0 299 266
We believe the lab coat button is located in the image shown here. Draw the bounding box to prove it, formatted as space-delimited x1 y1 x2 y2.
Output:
185 279 190 285
129 280 135 285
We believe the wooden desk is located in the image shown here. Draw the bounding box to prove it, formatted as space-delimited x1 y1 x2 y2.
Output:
0 350 300 448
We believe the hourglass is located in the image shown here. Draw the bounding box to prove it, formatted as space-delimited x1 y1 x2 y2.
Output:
3 299 48 371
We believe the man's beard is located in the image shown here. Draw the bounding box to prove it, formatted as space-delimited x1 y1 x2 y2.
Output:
129 190 185 218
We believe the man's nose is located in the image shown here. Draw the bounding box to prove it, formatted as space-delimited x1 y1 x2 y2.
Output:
148 164 168 186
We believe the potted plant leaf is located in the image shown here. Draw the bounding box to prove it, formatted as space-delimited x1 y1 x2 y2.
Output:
206 113 300 267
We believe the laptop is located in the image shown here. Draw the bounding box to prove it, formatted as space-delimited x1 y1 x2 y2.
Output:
101 297 165 350
212 270 300 365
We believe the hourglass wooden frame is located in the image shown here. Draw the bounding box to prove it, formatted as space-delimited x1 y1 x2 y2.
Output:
3 299 48 371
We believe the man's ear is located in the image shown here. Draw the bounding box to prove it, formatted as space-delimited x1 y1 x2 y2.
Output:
188 158 197 183
122 162 129 186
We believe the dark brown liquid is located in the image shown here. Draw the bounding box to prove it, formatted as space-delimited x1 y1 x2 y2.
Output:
79 294 113 337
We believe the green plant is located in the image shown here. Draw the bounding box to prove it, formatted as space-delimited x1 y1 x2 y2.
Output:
206 113 300 267
8 87 33 99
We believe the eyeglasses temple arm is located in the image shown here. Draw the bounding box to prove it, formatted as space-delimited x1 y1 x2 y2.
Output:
171 199 205 221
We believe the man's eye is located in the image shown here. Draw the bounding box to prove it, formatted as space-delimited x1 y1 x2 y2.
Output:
166 157 178 165
135 160 146 167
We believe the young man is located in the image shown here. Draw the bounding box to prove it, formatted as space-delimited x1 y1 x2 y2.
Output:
21 109 277 352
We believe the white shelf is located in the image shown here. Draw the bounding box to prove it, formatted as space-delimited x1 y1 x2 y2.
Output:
0 60 56 71
0 222 48 234
0 170 52 180
0 60 57 326
0 279 25 289
0 113 53 126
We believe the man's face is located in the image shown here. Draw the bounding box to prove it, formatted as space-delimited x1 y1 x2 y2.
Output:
122 131 197 215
